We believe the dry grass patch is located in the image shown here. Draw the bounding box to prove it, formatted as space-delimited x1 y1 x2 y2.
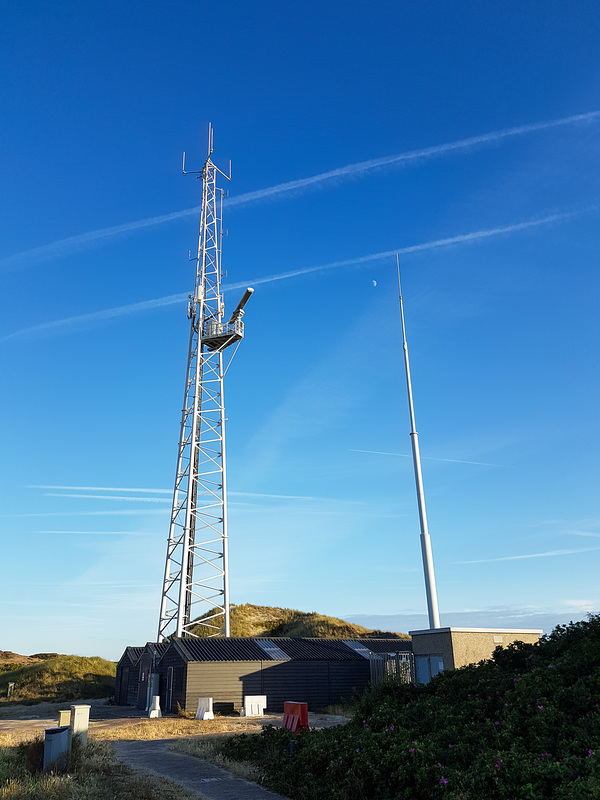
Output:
92 715 271 741
0 733 33 748
0 739 203 800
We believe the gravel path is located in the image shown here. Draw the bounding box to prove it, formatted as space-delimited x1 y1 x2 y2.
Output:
113 738 287 800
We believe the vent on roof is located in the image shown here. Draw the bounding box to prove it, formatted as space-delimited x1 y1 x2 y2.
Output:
344 641 374 660
255 640 291 661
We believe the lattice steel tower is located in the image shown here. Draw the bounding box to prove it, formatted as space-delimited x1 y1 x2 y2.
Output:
158 126 252 641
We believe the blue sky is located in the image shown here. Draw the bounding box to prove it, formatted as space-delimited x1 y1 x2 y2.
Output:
1 2 599 659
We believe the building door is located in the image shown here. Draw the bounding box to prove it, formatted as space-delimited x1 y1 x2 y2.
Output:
119 666 130 705
415 655 444 685
137 666 150 709
165 667 174 713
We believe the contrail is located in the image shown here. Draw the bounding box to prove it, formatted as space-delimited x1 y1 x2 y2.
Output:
230 491 316 500
0 293 186 343
34 530 147 536
25 484 319 496
2 110 597 272
242 206 589 287
29 484 316 501
225 110 600 205
457 547 600 564
1 206 593 344
43 493 171 503
348 448 505 468
29 484 172 494
0 510 168 517
0 211 200 272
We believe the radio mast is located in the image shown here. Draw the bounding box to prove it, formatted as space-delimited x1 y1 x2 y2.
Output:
397 255 440 629
158 126 253 641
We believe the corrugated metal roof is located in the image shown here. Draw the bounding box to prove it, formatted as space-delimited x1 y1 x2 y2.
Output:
174 637 282 662
126 646 144 661
273 638 364 661
166 636 412 662
353 638 412 654
344 641 373 659
152 642 171 662
255 639 291 661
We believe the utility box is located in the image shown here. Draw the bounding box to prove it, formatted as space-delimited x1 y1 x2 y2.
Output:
57 710 71 727
410 627 543 684
70 704 91 745
43 726 72 772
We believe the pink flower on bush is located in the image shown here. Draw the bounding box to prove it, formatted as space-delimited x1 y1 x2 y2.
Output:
588 750 594 757
409 748 415 753
440 776 448 785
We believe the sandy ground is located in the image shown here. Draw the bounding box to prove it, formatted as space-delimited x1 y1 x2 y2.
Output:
0 697 141 740
0 697 348 741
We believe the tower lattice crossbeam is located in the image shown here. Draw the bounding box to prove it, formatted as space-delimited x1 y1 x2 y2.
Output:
158 127 252 641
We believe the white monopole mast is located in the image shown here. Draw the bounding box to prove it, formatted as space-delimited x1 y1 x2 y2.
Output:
397 255 440 629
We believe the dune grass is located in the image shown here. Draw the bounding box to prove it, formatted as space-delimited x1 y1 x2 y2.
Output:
0 737 203 800
0 657 115 706
190 602 410 639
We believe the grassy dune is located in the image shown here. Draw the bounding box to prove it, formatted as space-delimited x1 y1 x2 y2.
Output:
191 602 410 639
0 656 116 705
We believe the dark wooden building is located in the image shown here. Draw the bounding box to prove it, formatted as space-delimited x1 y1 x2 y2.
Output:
115 637 412 713
114 646 143 706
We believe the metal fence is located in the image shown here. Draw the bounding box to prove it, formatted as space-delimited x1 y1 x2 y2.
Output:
369 652 414 689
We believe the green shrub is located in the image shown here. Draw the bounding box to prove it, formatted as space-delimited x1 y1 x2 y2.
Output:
219 615 600 799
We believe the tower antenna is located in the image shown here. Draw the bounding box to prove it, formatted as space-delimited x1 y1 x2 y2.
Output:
396 254 440 629
158 127 253 641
